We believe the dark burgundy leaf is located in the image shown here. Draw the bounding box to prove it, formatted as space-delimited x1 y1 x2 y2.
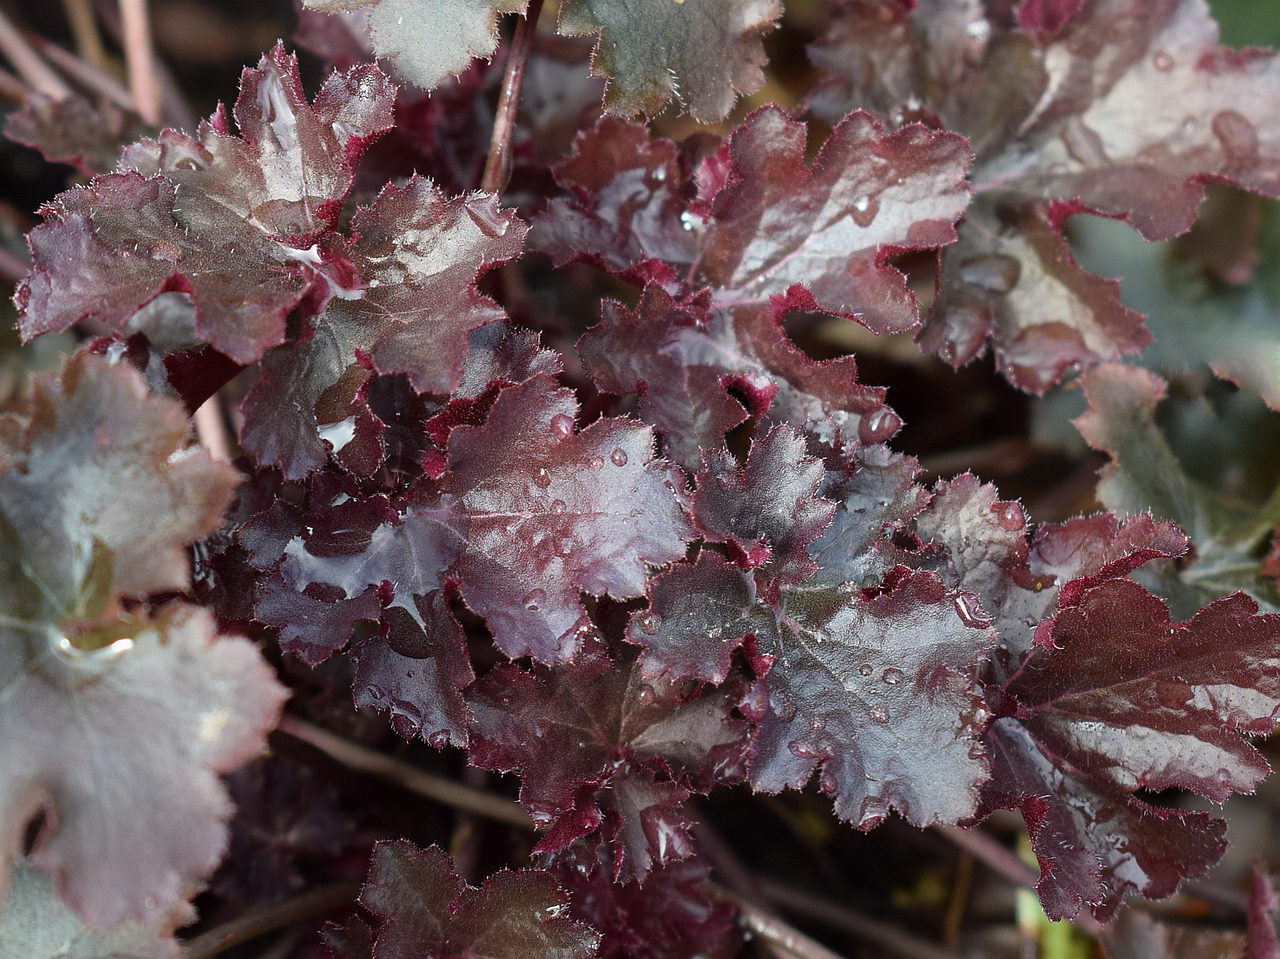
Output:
355 840 599 959
468 647 749 880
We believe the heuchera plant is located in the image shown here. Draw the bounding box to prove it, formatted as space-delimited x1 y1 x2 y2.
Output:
2 0 1280 955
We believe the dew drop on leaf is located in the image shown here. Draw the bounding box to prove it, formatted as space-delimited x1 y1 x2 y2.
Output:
522 588 546 611
858 663 873 677
550 413 574 439
882 667 904 685
533 467 552 488
869 705 890 724
610 448 629 467
638 612 662 635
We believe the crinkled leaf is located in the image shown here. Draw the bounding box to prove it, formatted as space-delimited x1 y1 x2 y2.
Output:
468 647 749 880
0 355 284 925
356 840 599 959
578 284 898 468
0 860 180 959
0 604 286 926
546 844 738 959
695 107 971 334
302 0 529 91
0 352 237 606
984 579 1280 919
745 568 995 828
530 118 697 286
556 0 780 121
921 201 1148 394
693 426 836 585
240 181 528 478
16 46 396 365
4 93 144 177
814 0 1280 390
259 374 693 693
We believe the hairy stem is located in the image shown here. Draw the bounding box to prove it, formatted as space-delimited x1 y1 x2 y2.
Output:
118 0 160 124
181 881 360 959
193 398 233 462
276 715 534 829
480 0 544 194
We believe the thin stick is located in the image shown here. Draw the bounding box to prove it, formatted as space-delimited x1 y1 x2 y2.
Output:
118 0 160 124
277 715 534 829
194 398 233 462
757 880 961 959
728 894 851 959
181 881 360 959
936 826 1102 938
480 0 544 194
61 0 108 71
0 9 72 100
32 35 136 111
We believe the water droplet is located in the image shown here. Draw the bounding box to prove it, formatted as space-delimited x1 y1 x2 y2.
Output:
427 730 450 749
531 810 553 827
555 535 574 556
465 200 509 238
789 741 822 760
550 413 574 439
636 684 656 705
523 588 547 611
850 194 880 227
533 467 552 488
588 456 604 470
638 612 662 635
148 241 182 262
859 407 901 444
550 499 567 514
610 448 629 467
869 705 890 724
858 663 874 677
996 501 1025 531
882 667 904 685
1153 50 1174 71
406 670 416 679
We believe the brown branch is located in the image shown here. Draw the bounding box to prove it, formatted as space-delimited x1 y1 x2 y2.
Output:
61 0 108 71
31 34 136 111
118 0 160 124
181 881 360 959
756 881 962 959
0 9 72 99
480 0 543 194
728 894 852 959
276 715 534 829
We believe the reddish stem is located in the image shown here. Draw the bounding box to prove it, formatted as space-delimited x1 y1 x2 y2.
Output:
480 0 544 194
